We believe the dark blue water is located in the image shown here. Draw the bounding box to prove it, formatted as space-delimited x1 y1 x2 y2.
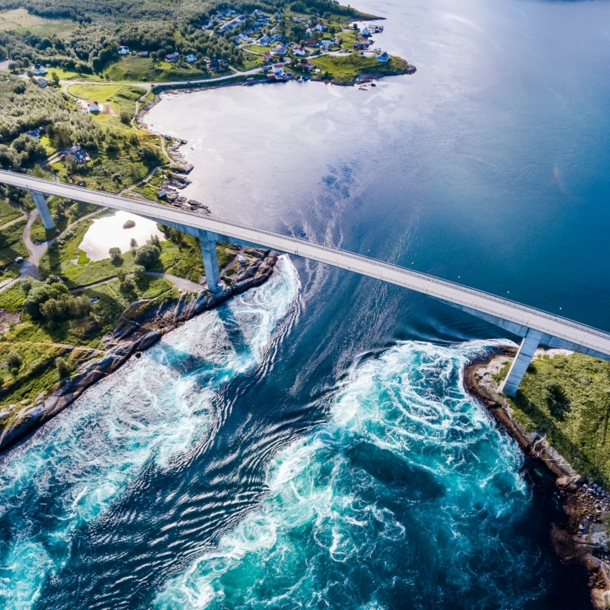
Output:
1 0 609 607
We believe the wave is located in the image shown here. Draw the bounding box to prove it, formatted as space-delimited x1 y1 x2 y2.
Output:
0 256 300 610
154 340 551 610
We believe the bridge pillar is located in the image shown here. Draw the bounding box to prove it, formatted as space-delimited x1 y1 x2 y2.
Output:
500 328 543 397
30 190 55 230
198 230 221 293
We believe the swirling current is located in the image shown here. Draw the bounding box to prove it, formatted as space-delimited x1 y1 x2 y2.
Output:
0 257 592 608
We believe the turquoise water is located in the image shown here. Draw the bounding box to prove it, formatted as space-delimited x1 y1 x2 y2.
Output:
2 0 609 606
154 341 539 609
0 258 300 609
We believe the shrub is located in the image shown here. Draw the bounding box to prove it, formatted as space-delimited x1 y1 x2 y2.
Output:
133 265 146 281
122 220 136 229
6 351 23 375
134 243 161 269
109 247 122 260
120 277 136 292
55 357 72 379
120 110 132 125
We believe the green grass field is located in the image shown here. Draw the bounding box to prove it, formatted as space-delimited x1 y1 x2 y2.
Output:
498 353 610 487
0 218 28 280
0 200 23 225
102 56 209 83
15 18 78 37
68 83 147 115
0 8 46 31
311 54 409 83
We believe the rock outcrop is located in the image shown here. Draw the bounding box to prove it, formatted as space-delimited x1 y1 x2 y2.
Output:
0 251 278 454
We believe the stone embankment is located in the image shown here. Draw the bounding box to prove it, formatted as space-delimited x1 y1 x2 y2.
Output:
465 349 610 610
0 250 278 454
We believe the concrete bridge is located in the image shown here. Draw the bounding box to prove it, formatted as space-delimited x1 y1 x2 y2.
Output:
2 169 609 397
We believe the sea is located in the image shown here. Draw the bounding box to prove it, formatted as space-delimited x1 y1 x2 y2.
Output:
1 0 609 607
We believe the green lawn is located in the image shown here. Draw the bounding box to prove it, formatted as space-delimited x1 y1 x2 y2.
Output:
0 199 22 225
0 218 28 280
15 17 78 37
0 8 46 31
498 353 610 487
102 56 209 83
68 83 147 116
310 54 410 83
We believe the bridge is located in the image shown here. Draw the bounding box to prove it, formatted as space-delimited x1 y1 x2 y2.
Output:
2 169 609 397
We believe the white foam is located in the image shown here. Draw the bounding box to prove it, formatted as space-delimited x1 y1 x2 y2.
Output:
0 256 299 610
154 340 529 609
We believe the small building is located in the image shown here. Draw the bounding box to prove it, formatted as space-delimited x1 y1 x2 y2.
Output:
272 63 284 76
361 26 370 37
273 43 287 56
118 46 130 55
36 77 47 88
140 51 149 57
209 59 220 69
315 23 326 32
88 100 101 113
259 35 272 46
24 129 40 139
14 256 24 264
263 52 272 62
376 51 390 62
306 39 316 47
292 45 306 56
186 54 196 63
165 52 180 62
31 64 47 75
158 190 167 199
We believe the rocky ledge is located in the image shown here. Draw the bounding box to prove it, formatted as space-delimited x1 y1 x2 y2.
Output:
0 250 278 455
464 348 610 610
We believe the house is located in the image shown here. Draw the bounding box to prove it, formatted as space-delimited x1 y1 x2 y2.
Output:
271 34 282 42
88 100 101 113
209 59 220 69
273 43 287 55
353 43 366 50
263 52 272 62
319 40 332 50
36 77 47 88
315 23 325 32
259 35 272 46
306 39 316 47
361 26 370 37
31 64 47 75
376 51 389 62
140 51 149 57
292 45 306 56
272 63 284 76
186 54 196 63
24 129 40 139
118 46 130 55
165 52 180 62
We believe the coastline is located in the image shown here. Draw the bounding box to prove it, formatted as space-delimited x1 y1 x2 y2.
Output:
464 347 610 609
0 250 280 455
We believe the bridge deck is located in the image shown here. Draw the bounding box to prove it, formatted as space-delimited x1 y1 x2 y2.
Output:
3 170 610 359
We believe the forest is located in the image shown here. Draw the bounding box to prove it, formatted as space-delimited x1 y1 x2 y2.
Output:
0 0 362 75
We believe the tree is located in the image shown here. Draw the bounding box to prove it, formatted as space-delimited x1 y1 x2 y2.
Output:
134 243 161 269
130 237 138 250
109 246 122 260
120 276 136 293
6 351 23 375
55 357 72 379
120 109 131 125
50 71 60 86
133 264 146 281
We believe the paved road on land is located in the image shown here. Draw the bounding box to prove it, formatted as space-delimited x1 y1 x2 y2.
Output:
3 170 610 360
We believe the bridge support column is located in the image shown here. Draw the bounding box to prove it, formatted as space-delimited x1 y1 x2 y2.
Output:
198 230 220 293
500 328 543 397
30 190 55 230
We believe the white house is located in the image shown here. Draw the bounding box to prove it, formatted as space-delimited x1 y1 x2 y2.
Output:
31 64 47 75
88 100 101 113
292 45 306 56
186 54 196 63
315 23 325 32
272 63 284 76
361 26 370 37
376 51 389 62
118 46 129 55
165 52 180 62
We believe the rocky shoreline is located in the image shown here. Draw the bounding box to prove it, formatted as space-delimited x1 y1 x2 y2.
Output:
0 250 278 455
465 348 610 609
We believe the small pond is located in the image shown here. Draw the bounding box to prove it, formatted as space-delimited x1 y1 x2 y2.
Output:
79 211 164 262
